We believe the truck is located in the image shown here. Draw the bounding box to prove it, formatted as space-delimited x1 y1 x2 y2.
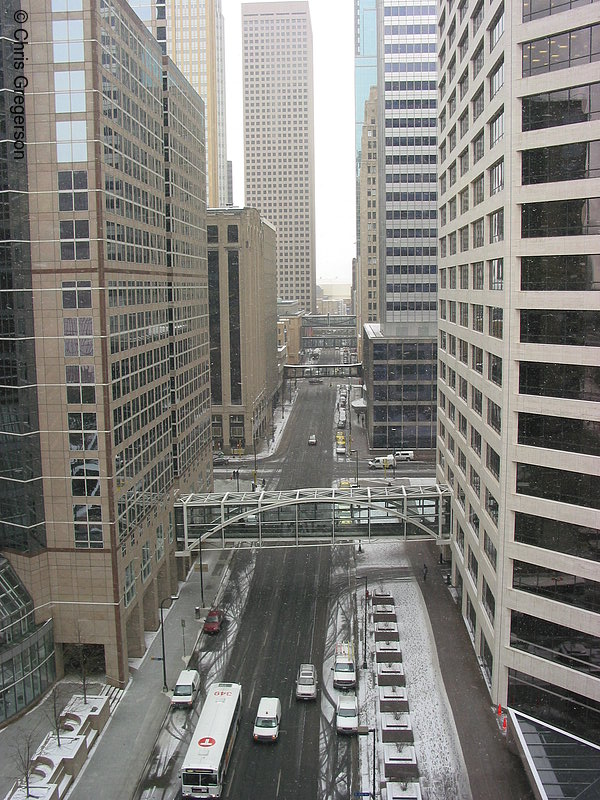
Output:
332 641 357 690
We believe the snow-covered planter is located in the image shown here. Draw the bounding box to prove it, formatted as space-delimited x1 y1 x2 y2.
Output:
59 695 109 747
375 641 402 663
380 711 413 743
377 661 405 686
374 621 399 642
378 684 409 712
6 784 60 800
383 743 418 779
384 780 422 799
372 603 396 622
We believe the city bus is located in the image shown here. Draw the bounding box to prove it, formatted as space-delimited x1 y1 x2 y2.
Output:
181 682 243 799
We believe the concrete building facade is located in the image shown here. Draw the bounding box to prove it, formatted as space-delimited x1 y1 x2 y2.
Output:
361 0 438 453
0 0 210 699
241 2 316 312
436 0 600 743
207 208 278 457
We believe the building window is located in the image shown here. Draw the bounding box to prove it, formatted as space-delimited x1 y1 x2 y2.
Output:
489 109 504 147
207 225 218 243
64 317 93 357
58 170 88 210
52 19 85 62
472 345 484 373
472 87 484 121
460 187 469 213
472 304 484 332
66 364 96 403
520 254 600 290
472 262 484 289
124 562 136 606
472 218 484 247
487 399 502 433
60 220 90 260
490 59 504 100
472 386 483 414
227 224 239 243
488 353 503 386
489 208 504 243
489 258 504 289
522 23 600 78
490 6 505 51
522 141 600 184
472 42 484 77
73 504 103 549
460 109 470 138
473 130 484 163
68 412 98 451
489 159 504 195
472 174 484 205
522 82 600 132
521 198 600 237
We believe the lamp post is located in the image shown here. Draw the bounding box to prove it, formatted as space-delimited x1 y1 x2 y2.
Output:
159 597 170 692
351 449 359 487
363 575 368 669
199 535 205 607
357 726 376 799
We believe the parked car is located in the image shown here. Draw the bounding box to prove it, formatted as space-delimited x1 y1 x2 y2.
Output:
333 642 357 689
394 450 415 462
295 663 318 700
308 434 317 446
336 694 359 734
203 608 224 634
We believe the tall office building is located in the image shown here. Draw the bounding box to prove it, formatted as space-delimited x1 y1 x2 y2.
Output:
128 0 229 207
436 0 600 744
0 0 210 704
355 0 378 356
242 2 316 312
361 0 438 451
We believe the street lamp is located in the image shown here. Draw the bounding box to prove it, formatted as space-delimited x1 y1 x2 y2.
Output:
357 726 376 799
363 575 368 669
351 449 359 487
199 535 205 607
159 597 170 692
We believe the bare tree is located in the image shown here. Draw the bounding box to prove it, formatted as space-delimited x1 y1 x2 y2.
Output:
44 684 68 748
12 726 40 798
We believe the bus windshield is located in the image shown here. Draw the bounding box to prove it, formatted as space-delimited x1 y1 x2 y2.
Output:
182 770 218 788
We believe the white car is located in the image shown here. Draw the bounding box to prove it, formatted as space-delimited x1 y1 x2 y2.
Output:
336 694 359 734
295 663 318 700
308 434 317 446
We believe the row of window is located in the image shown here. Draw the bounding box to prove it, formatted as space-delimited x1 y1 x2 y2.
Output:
522 22 600 77
522 141 600 185
440 259 503 290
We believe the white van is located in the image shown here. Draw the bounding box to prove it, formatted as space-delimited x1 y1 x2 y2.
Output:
253 697 281 742
171 669 200 708
368 454 395 470
394 450 415 462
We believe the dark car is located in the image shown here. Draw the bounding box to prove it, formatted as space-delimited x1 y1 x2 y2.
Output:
203 608 224 634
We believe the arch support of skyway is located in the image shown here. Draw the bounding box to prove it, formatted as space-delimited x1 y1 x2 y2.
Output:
174 485 452 555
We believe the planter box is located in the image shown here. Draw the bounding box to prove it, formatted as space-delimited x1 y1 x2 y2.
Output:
376 641 402 663
383 743 418 780
371 591 394 606
377 662 405 686
384 781 422 799
378 685 409 712
372 604 396 622
380 712 413 743
374 621 399 642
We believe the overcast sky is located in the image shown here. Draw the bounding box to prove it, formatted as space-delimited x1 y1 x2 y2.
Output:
222 0 357 286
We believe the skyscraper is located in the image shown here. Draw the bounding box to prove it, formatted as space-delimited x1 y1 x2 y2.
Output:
128 0 229 207
242 1 316 312
436 0 600 743
0 0 210 696
361 0 438 452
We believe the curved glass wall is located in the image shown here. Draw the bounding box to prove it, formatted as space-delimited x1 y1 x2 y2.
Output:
0 557 55 724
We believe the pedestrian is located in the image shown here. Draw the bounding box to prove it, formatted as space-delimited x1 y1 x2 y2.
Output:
423 563 428 582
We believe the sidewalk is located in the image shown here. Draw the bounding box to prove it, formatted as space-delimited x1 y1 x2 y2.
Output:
0 547 230 800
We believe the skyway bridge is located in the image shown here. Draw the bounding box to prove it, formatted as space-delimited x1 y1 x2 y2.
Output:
284 363 363 380
175 484 452 553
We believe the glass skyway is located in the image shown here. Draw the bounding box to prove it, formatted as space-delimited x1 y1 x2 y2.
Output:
175 484 452 554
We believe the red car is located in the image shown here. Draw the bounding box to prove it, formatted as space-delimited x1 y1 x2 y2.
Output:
203 608 224 635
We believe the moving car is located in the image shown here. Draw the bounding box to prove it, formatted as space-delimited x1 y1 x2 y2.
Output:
394 449 415 461
308 434 317 446
308 378 323 384
336 442 347 456
295 663 318 700
203 608 224 634
336 694 359 734
368 454 395 470
253 697 281 742
212 451 229 465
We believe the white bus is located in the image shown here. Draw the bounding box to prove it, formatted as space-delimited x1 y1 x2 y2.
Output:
181 682 243 799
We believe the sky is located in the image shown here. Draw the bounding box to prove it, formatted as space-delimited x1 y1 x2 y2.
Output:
222 0 357 286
